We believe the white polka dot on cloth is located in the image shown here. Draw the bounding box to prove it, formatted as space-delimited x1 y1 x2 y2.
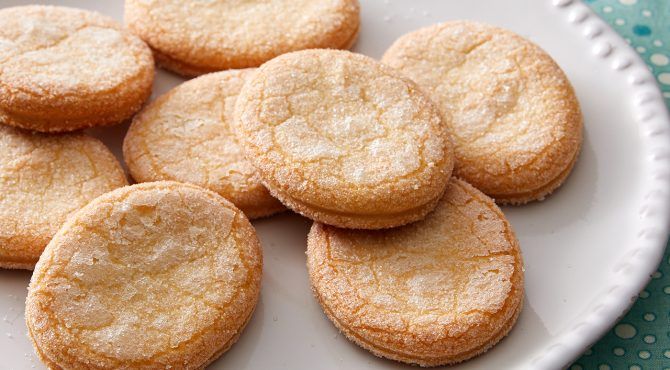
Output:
651 53 670 66
638 350 651 359
613 347 625 356
659 73 670 85
619 0 637 5
615 324 637 339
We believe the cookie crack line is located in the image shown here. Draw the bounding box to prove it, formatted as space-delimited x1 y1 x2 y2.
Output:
26 183 261 369
307 178 524 366
0 22 92 65
127 0 360 75
382 21 582 204
1 36 150 101
313 270 522 366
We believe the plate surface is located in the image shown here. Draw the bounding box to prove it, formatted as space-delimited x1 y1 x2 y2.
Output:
1 0 669 369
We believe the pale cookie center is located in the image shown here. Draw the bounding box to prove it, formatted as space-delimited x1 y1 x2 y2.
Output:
389 31 560 171
44 190 249 361
148 116 254 188
137 0 351 47
262 60 442 189
323 183 517 332
1 27 143 93
134 84 258 193
0 140 118 240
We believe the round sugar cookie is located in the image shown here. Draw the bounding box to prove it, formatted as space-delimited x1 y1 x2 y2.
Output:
307 178 524 366
25 181 262 369
124 0 360 76
123 69 284 219
0 126 127 270
382 21 583 204
0 5 154 133
234 49 454 229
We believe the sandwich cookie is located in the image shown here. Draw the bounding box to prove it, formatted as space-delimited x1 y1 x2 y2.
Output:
25 181 262 369
382 21 583 204
234 49 454 229
0 5 154 132
307 178 524 366
124 0 360 76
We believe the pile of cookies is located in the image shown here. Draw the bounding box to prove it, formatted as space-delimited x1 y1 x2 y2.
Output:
0 1 582 369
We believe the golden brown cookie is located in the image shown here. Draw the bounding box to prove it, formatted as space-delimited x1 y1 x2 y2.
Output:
25 181 262 369
123 69 284 219
124 0 360 76
0 126 127 270
382 21 583 204
234 49 454 229
307 178 524 366
0 5 154 133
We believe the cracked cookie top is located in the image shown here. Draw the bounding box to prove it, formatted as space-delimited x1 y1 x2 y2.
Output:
307 178 524 365
234 49 454 220
123 69 284 219
0 125 127 269
124 0 360 76
25 181 262 369
0 5 154 132
382 21 582 203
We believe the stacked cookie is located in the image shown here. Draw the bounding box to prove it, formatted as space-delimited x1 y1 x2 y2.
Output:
231 48 529 366
0 1 584 369
0 5 152 268
225 22 581 365
0 2 360 369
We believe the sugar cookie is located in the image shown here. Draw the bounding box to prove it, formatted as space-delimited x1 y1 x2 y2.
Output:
0 5 154 133
307 178 524 366
382 21 582 204
0 126 127 270
25 181 262 369
234 49 454 229
123 69 284 219
124 0 360 76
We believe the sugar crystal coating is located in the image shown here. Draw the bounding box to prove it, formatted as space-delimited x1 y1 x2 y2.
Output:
26 182 262 369
382 21 582 203
307 178 524 366
0 5 154 132
124 69 284 219
0 125 127 269
125 0 360 76
235 49 454 228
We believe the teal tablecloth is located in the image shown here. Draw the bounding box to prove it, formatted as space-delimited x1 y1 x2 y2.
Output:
571 1 670 369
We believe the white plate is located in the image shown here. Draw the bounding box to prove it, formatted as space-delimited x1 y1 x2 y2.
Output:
1 0 669 369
